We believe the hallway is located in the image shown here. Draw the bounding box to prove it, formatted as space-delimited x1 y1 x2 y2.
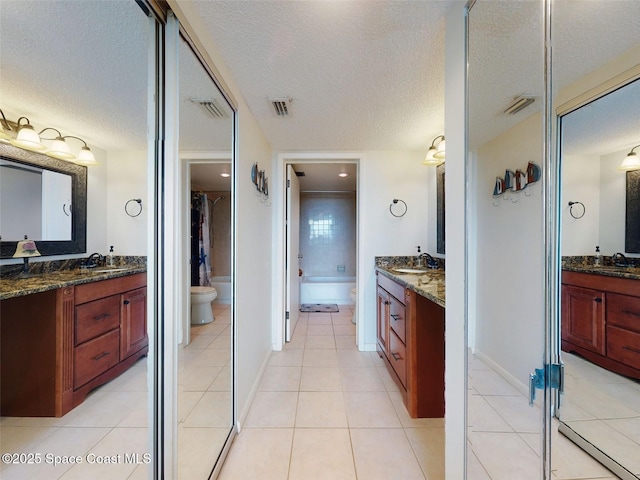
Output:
218 306 444 480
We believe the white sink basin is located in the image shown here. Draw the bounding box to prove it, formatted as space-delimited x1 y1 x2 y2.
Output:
393 268 430 274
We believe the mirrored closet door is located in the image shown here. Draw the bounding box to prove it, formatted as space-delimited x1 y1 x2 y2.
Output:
174 30 236 479
466 1 548 478
553 2 640 478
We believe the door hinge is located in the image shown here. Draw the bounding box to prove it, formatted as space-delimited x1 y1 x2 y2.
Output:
285 311 290 320
287 179 290 188
529 362 564 406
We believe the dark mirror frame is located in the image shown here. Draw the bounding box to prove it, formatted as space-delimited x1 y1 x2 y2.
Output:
436 163 445 254
0 142 87 259
626 170 640 253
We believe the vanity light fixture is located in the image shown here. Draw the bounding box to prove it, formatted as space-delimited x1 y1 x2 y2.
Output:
619 144 640 171
12 117 47 151
0 108 97 165
0 109 14 141
40 127 75 160
423 134 445 165
64 136 97 165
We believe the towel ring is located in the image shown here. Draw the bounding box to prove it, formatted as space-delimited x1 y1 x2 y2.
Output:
389 199 407 217
568 201 585 219
125 198 143 217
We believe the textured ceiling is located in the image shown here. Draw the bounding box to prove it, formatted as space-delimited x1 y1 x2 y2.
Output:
1 0 638 166
193 0 452 152
468 0 640 155
0 0 149 151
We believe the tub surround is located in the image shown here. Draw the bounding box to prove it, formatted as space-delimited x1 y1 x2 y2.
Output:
0 256 146 300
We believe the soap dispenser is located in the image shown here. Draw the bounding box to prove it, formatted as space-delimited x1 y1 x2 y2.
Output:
107 246 115 267
594 246 602 267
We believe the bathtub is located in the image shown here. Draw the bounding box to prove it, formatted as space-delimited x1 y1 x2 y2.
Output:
210 276 232 304
300 276 356 305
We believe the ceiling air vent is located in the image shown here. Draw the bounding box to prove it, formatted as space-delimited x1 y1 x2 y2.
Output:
190 97 227 118
504 95 536 115
269 97 292 117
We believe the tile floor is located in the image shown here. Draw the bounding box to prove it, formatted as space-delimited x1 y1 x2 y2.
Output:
2 302 629 480
468 352 620 480
178 303 234 479
217 305 445 480
0 357 149 480
559 352 640 478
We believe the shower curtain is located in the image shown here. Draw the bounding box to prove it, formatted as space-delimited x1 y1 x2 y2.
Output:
198 193 213 286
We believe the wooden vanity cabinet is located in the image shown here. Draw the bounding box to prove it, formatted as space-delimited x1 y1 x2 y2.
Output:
376 271 445 418
562 271 640 379
0 273 147 417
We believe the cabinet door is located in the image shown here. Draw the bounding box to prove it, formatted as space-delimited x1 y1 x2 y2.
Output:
120 287 148 361
561 284 605 355
377 286 390 355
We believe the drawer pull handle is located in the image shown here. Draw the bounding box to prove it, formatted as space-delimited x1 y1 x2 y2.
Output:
93 313 111 321
623 345 640 355
391 352 402 361
594 298 602 303
384 300 390 305
622 310 640 318
390 314 401 321
123 300 130 305
93 351 110 361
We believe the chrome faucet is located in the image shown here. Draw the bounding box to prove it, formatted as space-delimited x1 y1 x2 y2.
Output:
612 252 629 267
421 253 439 269
85 252 104 268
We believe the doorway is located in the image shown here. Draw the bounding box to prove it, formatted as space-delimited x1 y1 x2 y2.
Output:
278 155 361 350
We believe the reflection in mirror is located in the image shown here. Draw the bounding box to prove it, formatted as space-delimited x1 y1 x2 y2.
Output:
0 143 87 258
559 77 640 480
0 1 154 479
436 163 445 254
0 160 72 240
466 1 547 478
176 33 235 479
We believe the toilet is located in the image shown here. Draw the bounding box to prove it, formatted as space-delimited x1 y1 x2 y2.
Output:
350 288 357 324
190 286 217 325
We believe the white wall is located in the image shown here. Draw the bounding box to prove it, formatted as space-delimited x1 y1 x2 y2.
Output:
444 3 467 478
561 153 600 255
172 1 275 427
105 150 148 256
472 113 545 390
359 150 431 349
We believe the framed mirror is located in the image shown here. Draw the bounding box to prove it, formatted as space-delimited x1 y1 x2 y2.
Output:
0 142 87 258
436 163 445 254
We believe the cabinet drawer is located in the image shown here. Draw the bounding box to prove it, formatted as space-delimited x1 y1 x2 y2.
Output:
607 325 640 370
75 296 120 345
73 329 119 389
388 330 407 389
389 296 406 343
377 274 405 304
608 293 640 333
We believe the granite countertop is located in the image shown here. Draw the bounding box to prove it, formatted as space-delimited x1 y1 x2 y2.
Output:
375 265 445 308
0 266 147 301
562 263 640 281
